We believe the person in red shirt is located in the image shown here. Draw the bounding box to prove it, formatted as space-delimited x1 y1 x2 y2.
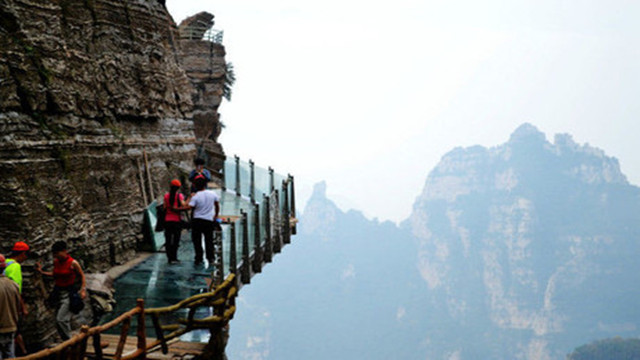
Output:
164 179 187 264
36 241 87 340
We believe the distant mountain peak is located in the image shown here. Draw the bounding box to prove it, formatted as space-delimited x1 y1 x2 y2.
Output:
311 181 328 200
300 181 340 239
508 122 547 144
415 124 628 206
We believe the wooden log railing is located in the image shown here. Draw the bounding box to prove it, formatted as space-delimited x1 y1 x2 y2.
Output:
14 274 238 360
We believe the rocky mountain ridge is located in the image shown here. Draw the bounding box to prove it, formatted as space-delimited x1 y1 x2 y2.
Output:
407 123 640 359
227 124 640 359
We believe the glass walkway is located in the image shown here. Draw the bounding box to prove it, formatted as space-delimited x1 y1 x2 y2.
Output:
102 156 296 341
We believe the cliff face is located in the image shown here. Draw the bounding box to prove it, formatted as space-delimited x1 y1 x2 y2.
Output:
0 0 227 345
407 123 640 359
177 12 228 170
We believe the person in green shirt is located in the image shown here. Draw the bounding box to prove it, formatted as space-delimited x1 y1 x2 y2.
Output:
4 241 29 293
3 241 29 356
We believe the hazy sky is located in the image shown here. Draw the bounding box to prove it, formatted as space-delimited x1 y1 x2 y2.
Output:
167 1 640 223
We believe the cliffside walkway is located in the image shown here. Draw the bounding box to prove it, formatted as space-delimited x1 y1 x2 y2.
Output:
143 155 297 287
14 156 296 359
14 274 238 360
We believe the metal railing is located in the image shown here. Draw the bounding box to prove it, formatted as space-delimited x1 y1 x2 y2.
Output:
142 156 297 287
218 155 297 286
178 24 224 44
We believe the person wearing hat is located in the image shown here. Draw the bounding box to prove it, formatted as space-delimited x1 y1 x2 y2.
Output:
163 179 187 263
5 241 29 294
188 158 211 194
3 243 28 356
179 175 220 265
0 254 22 359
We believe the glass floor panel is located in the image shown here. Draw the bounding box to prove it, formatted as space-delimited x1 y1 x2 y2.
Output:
103 189 261 342
103 232 219 342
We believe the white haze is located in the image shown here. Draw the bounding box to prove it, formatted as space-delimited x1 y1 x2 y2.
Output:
167 0 640 223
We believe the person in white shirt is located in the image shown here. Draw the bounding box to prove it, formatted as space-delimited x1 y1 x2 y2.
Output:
182 175 220 264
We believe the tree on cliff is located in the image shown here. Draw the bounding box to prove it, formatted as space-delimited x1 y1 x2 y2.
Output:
223 62 236 101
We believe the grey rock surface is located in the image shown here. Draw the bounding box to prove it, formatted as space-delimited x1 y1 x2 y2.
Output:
0 0 228 348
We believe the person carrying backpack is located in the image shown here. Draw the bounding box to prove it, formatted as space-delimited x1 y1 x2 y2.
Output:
163 179 186 264
36 241 88 340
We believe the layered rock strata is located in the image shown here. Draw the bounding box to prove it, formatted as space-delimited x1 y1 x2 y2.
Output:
178 12 227 171
0 0 227 347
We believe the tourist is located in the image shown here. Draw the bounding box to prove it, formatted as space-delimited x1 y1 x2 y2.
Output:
181 175 220 264
0 254 21 360
4 241 29 293
35 241 88 340
164 179 187 264
188 158 211 193
4 242 29 355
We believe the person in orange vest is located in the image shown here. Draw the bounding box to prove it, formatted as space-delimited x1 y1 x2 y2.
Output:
36 241 88 340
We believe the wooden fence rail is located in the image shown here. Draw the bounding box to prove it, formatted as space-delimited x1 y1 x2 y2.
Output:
14 274 237 360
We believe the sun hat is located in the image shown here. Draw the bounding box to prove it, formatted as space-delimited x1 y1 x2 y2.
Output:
12 241 29 252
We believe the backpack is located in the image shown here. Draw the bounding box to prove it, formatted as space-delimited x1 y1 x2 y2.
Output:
2 260 15 276
155 204 166 232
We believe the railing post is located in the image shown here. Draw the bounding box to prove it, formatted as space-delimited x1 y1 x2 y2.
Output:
151 313 169 354
249 160 255 204
269 167 274 192
92 331 104 360
241 210 251 284
78 326 89 360
136 298 147 360
282 180 291 245
289 174 297 235
229 221 237 276
263 194 272 263
212 226 224 287
115 317 131 360
272 190 282 254
143 148 155 200
221 156 227 191
234 155 240 196
252 202 262 274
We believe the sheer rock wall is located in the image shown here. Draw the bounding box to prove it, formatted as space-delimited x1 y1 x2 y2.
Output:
0 0 226 347
177 12 227 171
